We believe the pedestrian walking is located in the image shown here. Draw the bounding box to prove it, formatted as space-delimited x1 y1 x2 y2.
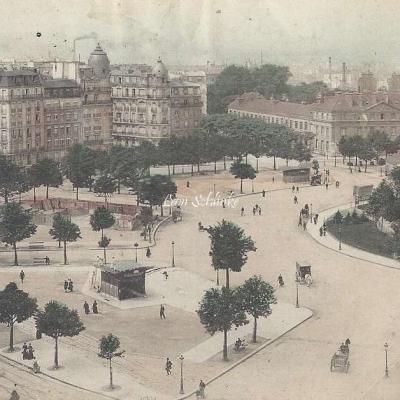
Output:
162 271 169 280
252 207 256 216
241 207 244 216
314 214 319 224
278 274 284 286
294 196 298 204
44 256 50 265
64 280 68 292
199 380 206 398
186 181 190 188
323 224 327 236
27 343 35 360
292 185 295 193
92 300 98 314
272 177 275 183
160 304 166 319
336 180 340 188
258 207 261 216
303 221 307 230
350 167 353 173
19 270 25 284
84 301 90 315
68 279 73 292
296 187 299 193
262 189 266 197
222 200 226 208
165 358 172 375
319 227 323 237
146 247 151 258
10 384 20 400
325 182 329 190
22 343 28 360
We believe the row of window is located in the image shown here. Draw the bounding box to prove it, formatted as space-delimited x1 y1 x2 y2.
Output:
46 112 79 122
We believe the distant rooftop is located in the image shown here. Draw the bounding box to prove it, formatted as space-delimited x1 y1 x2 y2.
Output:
42 79 79 89
101 260 151 273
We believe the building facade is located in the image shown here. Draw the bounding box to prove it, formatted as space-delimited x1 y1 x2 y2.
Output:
228 91 400 156
0 70 45 165
111 58 202 146
80 44 112 147
42 79 82 161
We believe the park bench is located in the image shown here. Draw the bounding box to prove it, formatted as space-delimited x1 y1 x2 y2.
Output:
29 242 44 250
33 257 46 265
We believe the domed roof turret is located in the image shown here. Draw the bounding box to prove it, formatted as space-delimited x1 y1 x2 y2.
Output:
152 57 168 79
88 43 110 79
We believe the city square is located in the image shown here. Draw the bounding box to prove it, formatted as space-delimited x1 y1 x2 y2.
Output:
1 1 400 399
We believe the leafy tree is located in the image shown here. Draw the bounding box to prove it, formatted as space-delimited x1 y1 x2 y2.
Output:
332 210 343 225
208 220 256 288
237 276 277 343
93 175 117 202
197 287 248 361
90 207 115 263
356 140 375 172
31 158 63 199
49 213 81 265
286 81 328 103
98 334 125 389
366 180 396 222
64 144 96 200
35 301 85 369
367 130 393 162
0 202 37 265
252 64 291 98
0 155 29 203
0 282 37 351
311 159 320 174
230 160 256 194
136 175 177 217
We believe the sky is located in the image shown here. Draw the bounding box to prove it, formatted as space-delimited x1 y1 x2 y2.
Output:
1 0 400 68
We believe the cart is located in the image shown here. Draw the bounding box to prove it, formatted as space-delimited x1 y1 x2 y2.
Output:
295 261 312 286
331 350 350 373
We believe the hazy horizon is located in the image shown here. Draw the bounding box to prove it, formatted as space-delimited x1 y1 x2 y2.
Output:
1 0 400 69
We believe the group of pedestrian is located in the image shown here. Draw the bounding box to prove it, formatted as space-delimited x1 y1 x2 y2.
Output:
64 278 74 292
291 185 300 194
83 300 98 315
252 204 262 216
22 343 35 360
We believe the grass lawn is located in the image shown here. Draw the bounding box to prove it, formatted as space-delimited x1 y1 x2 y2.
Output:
327 220 396 258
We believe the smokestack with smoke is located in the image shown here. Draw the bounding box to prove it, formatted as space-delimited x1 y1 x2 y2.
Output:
73 32 98 61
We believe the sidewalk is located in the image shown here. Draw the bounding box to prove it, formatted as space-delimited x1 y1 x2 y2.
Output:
307 203 400 270
184 302 311 363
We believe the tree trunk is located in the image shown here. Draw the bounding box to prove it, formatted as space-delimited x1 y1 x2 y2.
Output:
58 240 61 248
172 164 175 175
33 187 36 203
76 186 79 200
240 178 243 194
191 164 194 176
245 154 248 164
223 156 226 170
117 180 121 194
225 268 230 289
223 328 228 361
161 205 164 217
197 163 200 172
214 160 217 174
103 246 107 263
54 336 59 368
364 161 367 172
63 241 67 265
256 158 259 173
13 242 18 266
273 156 276 170
109 358 113 388
9 322 14 351
252 317 257 343
46 185 49 199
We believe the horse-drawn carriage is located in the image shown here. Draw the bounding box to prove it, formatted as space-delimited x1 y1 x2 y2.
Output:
172 206 182 223
311 173 322 186
331 345 350 373
295 261 312 287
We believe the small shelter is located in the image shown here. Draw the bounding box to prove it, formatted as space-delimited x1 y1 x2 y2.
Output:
100 260 150 300
282 167 310 183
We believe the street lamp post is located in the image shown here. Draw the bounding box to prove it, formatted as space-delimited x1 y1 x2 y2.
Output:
134 242 139 262
310 203 313 220
338 224 342 250
179 354 184 394
251 179 254 193
385 342 389 377
171 241 175 268
296 280 299 308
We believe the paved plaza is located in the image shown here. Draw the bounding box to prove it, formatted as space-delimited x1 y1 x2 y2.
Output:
0 155 399 400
